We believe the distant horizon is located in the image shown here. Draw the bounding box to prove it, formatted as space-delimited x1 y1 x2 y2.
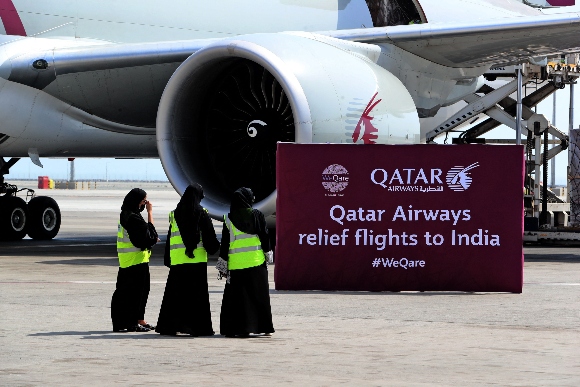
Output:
5 158 169 182
8 178 171 182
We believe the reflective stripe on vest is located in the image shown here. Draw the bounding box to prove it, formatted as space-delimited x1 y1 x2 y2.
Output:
224 214 265 270
117 222 151 268
168 211 207 265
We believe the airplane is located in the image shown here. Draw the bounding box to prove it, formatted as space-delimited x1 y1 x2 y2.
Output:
0 0 579 240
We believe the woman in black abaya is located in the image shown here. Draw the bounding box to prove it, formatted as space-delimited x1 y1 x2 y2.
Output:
155 183 220 336
111 188 159 332
219 187 274 337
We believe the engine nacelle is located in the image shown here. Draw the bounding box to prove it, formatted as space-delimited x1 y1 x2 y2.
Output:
157 32 419 220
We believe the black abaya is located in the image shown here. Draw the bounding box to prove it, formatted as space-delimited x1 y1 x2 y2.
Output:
155 263 214 336
219 187 274 336
111 188 158 331
111 262 150 331
155 183 220 336
220 262 274 336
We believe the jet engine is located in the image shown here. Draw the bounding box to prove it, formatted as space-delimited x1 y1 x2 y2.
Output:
156 33 420 220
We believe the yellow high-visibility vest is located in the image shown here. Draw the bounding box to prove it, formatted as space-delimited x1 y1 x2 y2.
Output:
169 210 207 265
117 222 151 268
224 214 265 270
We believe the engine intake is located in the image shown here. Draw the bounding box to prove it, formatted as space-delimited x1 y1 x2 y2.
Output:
157 33 419 221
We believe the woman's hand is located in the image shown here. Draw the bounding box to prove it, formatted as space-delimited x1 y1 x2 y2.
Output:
144 200 155 224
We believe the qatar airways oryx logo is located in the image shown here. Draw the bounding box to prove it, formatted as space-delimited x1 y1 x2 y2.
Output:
371 162 480 192
351 92 382 144
446 162 479 192
322 164 349 194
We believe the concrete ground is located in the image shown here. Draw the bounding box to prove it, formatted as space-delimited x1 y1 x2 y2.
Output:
0 188 579 386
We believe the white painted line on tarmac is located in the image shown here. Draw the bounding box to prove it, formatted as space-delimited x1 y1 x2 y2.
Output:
526 282 580 286
0 281 167 284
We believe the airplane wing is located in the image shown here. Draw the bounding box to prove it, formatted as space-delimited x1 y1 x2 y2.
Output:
4 11 580 95
325 12 580 67
4 9 580 231
0 38 222 132
5 11 580 89
1 38 220 90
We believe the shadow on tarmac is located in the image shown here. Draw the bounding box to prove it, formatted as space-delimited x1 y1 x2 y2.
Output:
1 238 126 259
29 331 180 339
28 331 253 340
3 237 580 267
524 253 580 263
36 258 168 266
0 236 224 267
30 331 119 337
272 290 485 296
35 255 219 267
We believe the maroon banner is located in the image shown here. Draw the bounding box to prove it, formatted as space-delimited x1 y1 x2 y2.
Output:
547 1 575 6
275 144 524 293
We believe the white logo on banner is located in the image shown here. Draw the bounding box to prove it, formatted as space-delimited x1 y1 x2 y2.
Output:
446 162 479 192
322 164 349 193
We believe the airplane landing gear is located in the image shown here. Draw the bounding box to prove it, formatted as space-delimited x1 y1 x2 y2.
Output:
27 196 61 240
0 157 62 241
0 195 28 240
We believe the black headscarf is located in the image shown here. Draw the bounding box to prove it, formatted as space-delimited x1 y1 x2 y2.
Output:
121 188 147 213
174 183 204 252
228 187 262 234
120 188 147 228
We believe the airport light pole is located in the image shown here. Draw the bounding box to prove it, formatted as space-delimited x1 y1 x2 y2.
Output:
69 158 75 182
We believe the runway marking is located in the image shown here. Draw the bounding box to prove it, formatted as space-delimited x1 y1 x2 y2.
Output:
526 282 580 286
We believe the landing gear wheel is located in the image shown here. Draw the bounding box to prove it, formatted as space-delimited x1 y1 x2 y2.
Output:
0 196 28 241
27 196 61 240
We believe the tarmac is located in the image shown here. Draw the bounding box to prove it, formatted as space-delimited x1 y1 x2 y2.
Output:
0 187 579 386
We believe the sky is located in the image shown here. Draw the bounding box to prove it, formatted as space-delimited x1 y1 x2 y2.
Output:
5 3 580 185
5 158 168 182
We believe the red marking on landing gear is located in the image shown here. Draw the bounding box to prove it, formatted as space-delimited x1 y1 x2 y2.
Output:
352 92 382 144
0 0 26 36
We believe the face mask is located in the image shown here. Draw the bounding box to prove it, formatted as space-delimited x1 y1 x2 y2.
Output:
139 204 146 212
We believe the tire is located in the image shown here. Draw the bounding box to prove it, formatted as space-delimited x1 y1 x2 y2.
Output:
0 195 28 241
27 196 61 240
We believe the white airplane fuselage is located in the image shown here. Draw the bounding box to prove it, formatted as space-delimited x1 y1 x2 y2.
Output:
2 0 577 225
0 0 543 157
0 0 541 41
